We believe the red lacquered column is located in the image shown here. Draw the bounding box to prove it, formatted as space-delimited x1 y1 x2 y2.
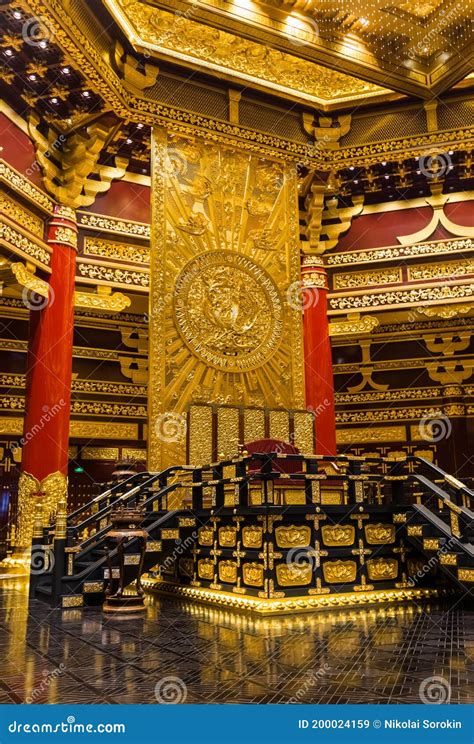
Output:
16 205 77 547
301 258 337 456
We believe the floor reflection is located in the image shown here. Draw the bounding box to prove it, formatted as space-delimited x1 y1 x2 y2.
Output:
0 580 472 704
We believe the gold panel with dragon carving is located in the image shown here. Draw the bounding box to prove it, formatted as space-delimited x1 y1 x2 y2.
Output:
148 129 305 469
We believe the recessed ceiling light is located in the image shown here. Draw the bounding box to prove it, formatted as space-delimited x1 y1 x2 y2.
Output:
62 67 70 74
126 138 132 144
4 49 13 56
82 90 90 97
13 11 22 19
28 74 36 80
39 41 47 49
51 97 58 103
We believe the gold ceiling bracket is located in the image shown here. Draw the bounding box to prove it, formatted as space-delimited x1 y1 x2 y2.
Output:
6 261 49 298
74 287 131 313
302 114 351 150
329 313 379 337
112 41 160 91
28 112 129 208
302 182 326 254
347 341 389 393
427 361 473 386
318 194 364 252
397 183 474 244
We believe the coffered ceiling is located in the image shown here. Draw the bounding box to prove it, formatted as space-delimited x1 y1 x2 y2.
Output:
105 0 473 102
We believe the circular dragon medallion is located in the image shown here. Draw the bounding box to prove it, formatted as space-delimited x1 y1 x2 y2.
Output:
173 251 283 372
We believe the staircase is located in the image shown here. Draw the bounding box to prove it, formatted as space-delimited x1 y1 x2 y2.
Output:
395 460 474 593
29 454 474 609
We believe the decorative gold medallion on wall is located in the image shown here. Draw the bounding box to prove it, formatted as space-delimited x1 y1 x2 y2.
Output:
174 251 283 372
364 524 396 545
323 560 357 584
198 526 214 546
198 558 214 580
321 524 355 547
276 563 313 587
219 526 237 547
149 128 305 470
275 525 311 548
242 526 263 548
218 560 238 584
242 562 264 587
367 558 399 581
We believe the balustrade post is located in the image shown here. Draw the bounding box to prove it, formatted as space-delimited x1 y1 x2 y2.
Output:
51 500 67 608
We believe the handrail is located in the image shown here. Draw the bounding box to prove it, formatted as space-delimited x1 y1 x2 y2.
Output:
66 471 151 524
409 456 474 499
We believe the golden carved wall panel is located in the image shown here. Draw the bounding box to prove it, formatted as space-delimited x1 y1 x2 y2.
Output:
408 259 474 282
148 128 305 469
321 524 355 547
364 524 396 545
333 267 401 290
275 525 311 548
243 408 265 443
188 405 213 467
242 562 264 587
242 526 263 549
276 563 313 587
269 410 290 442
367 558 399 581
323 560 357 584
217 407 239 460
1 193 44 237
293 412 314 454
83 236 150 264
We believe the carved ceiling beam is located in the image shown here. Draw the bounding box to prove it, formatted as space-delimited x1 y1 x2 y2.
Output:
28 112 128 208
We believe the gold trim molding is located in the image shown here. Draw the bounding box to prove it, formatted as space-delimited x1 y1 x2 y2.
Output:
337 426 406 445
143 578 446 615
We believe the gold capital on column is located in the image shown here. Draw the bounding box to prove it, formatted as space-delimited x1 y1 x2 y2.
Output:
16 471 68 548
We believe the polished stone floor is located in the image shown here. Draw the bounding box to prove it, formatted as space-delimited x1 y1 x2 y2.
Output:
0 579 473 704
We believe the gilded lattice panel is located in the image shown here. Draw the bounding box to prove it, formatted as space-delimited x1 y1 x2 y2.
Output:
188 405 213 466
408 258 474 282
244 408 266 444
148 128 305 469
83 236 150 264
1 193 44 237
269 410 290 442
333 267 401 289
217 407 240 459
293 411 314 454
